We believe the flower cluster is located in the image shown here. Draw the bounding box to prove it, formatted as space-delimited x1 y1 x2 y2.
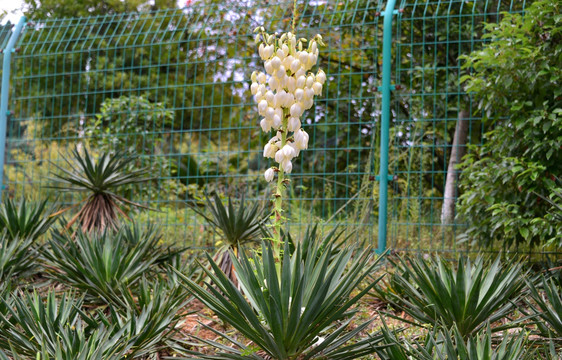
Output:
251 28 325 182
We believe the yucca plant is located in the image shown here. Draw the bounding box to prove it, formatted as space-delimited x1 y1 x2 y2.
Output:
0 198 57 241
0 290 127 359
191 193 267 284
384 255 525 337
173 235 387 360
377 324 533 360
43 223 182 308
524 274 562 340
50 147 151 233
0 233 38 282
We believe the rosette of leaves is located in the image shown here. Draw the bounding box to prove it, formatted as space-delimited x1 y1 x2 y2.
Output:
377 324 534 359
383 255 525 338
43 223 183 308
191 193 267 284
173 236 387 360
0 234 38 283
0 291 127 359
50 147 151 233
0 197 57 241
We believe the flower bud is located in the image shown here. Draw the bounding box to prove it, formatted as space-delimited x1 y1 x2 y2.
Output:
282 159 293 173
310 41 317 54
258 100 268 114
312 81 323 95
306 75 314 88
288 116 301 131
251 71 257 82
257 72 267 84
258 43 265 60
264 168 275 182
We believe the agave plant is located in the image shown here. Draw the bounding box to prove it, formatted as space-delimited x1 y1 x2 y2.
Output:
191 193 267 284
0 291 127 359
377 323 533 360
0 197 57 241
43 223 183 308
524 274 562 340
50 147 151 233
173 235 387 360
383 255 525 338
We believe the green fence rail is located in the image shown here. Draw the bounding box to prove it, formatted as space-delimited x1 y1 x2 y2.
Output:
0 0 530 251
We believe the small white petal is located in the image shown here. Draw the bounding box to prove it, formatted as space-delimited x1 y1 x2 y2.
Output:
282 144 296 159
296 75 306 89
276 48 285 60
265 91 275 105
257 72 267 84
260 119 272 133
298 51 308 65
271 56 281 69
316 69 326 84
290 59 301 73
264 60 274 74
290 103 303 117
286 77 297 93
268 77 279 90
276 65 286 79
282 44 290 57
312 82 322 95
288 117 301 132
306 76 314 88
265 107 275 121
272 114 282 128
294 88 304 101
282 159 293 173
275 150 285 163
251 82 259 95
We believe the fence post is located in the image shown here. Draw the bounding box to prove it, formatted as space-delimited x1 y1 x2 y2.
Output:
0 16 27 197
376 0 397 254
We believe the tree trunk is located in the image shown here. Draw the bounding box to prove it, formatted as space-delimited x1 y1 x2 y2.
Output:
441 110 470 225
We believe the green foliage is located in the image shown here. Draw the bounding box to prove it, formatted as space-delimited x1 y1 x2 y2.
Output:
0 198 57 241
524 275 562 340
383 256 525 338
377 324 533 360
458 0 562 248
0 234 38 282
50 147 151 233
173 236 386 360
43 223 183 308
0 291 126 359
191 194 267 282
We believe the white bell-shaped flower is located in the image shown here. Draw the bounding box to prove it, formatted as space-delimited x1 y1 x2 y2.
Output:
282 144 296 159
290 102 303 117
294 88 304 101
296 75 306 89
287 116 301 132
294 129 309 149
265 107 275 121
265 91 274 105
298 51 308 65
274 149 285 163
282 55 294 70
271 56 281 70
257 72 267 84
286 77 297 93
282 44 290 57
264 60 273 75
268 76 279 91
260 119 272 133
263 142 277 158
251 82 259 95
272 114 282 129
264 168 275 182
264 44 274 59
275 66 286 79
316 69 326 84
290 59 301 73
294 68 306 78
303 98 314 110
312 81 323 95
282 159 293 173
258 100 268 115
306 75 314 88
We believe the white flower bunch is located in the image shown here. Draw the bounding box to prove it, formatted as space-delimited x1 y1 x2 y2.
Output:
251 28 326 183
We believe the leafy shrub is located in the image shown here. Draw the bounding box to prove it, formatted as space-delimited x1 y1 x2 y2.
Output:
524 275 562 340
457 0 562 248
383 255 525 337
0 235 38 282
0 198 57 241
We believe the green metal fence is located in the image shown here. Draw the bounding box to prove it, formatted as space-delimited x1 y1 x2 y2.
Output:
0 0 528 251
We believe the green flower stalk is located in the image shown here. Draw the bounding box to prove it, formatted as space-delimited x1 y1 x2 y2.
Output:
252 28 325 253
